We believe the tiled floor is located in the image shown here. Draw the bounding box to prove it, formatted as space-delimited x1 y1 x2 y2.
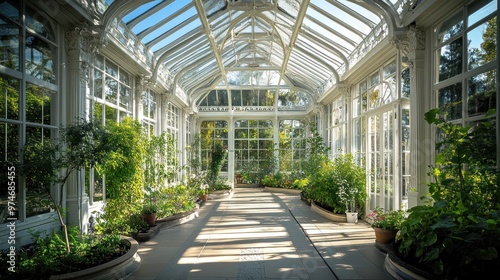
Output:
126 187 391 280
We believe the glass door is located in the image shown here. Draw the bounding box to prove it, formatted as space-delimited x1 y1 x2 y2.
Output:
367 109 395 210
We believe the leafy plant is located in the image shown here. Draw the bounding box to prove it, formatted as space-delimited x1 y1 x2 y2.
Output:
95 118 146 235
141 202 158 214
307 153 366 213
21 120 111 253
366 207 406 230
395 109 499 278
207 140 227 187
0 227 126 279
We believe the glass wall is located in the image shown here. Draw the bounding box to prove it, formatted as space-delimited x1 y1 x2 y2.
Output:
0 1 59 223
433 0 496 123
200 120 228 172
91 54 132 123
234 120 274 180
279 120 306 172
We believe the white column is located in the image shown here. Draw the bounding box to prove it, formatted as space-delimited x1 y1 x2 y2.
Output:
64 27 100 233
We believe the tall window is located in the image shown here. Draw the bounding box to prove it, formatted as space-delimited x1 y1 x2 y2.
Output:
279 120 306 171
234 120 274 177
434 0 496 123
330 96 346 156
0 1 59 222
165 102 179 139
91 55 132 123
142 89 156 138
200 120 228 172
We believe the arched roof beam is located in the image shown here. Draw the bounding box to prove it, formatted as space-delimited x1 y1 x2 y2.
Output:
153 27 202 57
346 0 402 36
102 0 153 35
326 0 376 28
126 0 175 29
278 0 311 92
219 12 285 56
300 30 349 65
305 15 357 48
294 46 340 83
145 14 198 47
136 2 194 40
173 52 215 88
309 3 366 38
192 0 229 93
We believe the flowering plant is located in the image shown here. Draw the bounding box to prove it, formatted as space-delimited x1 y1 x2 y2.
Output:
199 183 209 195
366 207 406 230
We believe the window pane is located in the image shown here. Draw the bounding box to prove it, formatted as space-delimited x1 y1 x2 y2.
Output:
438 38 463 81
401 67 410 97
26 83 52 125
92 70 102 99
25 126 53 218
0 20 20 71
438 82 462 120
468 0 496 27
468 18 496 70
0 75 19 119
105 79 117 104
25 35 56 83
106 60 118 78
0 0 20 24
119 85 130 109
105 105 117 122
437 12 463 43
468 70 496 116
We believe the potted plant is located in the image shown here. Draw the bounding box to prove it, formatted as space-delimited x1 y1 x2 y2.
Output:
366 207 406 244
141 201 158 226
235 172 243 184
198 183 209 202
338 179 361 223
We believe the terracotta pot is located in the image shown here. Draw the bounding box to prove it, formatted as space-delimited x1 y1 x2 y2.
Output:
373 227 398 244
235 175 243 184
199 194 208 202
141 213 157 227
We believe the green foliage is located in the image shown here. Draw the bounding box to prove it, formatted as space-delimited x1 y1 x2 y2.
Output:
141 201 158 214
301 126 330 179
207 140 227 187
262 172 309 190
307 153 366 213
211 177 232 191
395 109 499 278
144 131 178 190
154 183 198 219
0 227 126 279
186 133 202 175
21 119 112 252
96 118 145 235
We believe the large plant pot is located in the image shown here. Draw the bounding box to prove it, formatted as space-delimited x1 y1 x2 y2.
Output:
346 212 358 223
141 213 157 227
50 236 141 280
373 227 398 244
199 194 208 202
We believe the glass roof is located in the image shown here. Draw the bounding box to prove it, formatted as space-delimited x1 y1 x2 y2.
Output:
103 0 409 106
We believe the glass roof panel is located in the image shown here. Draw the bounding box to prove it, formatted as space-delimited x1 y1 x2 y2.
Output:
109 0 390 107
203 0 227 16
